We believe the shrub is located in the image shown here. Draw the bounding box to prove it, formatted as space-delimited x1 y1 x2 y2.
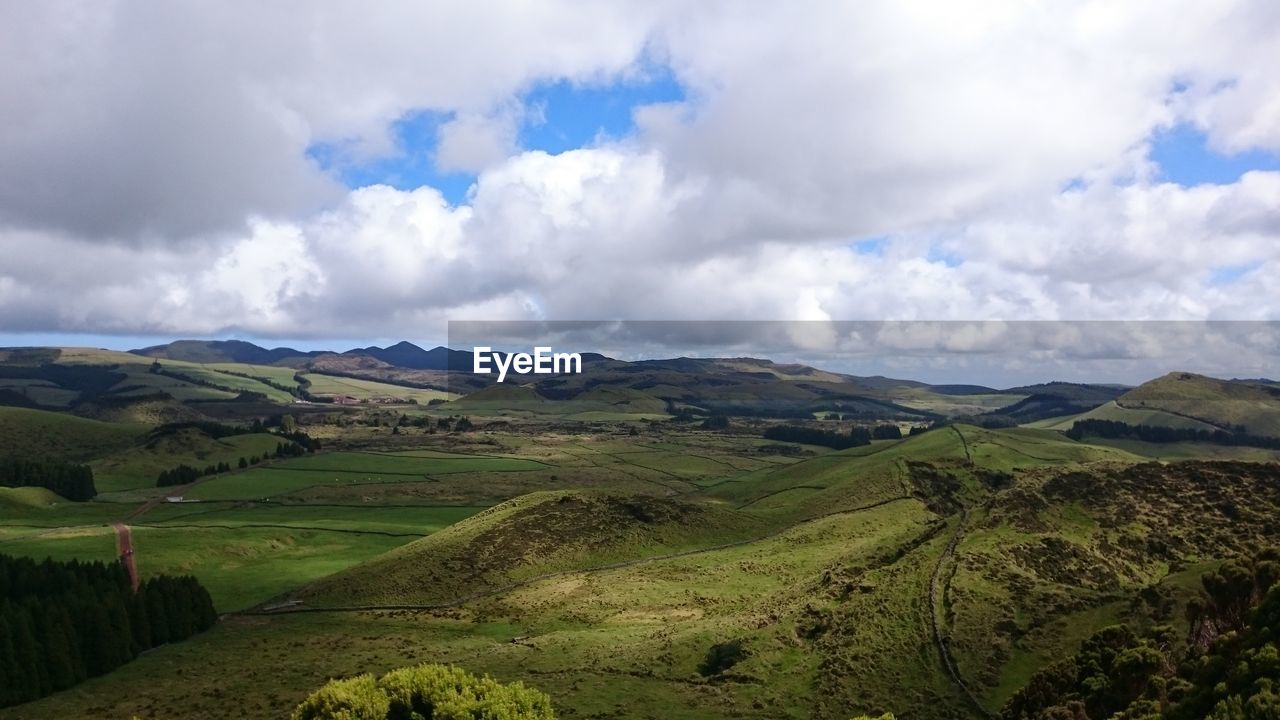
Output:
292 663 554 720
292 674 389 720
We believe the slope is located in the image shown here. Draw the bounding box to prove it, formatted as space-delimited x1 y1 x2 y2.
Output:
1113 371 1280 435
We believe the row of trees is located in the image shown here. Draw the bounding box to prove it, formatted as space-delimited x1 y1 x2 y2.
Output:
0 457 96 501
155 439 315 487
1002 548 1280 719
0 554 217 708
763 424 874 449
762 423 904 449
1066 418 1280 450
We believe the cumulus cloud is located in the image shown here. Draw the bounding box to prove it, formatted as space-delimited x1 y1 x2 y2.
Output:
1 1 1279 341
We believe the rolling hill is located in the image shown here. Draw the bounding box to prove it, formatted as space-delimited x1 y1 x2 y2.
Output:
1113 371 1280 435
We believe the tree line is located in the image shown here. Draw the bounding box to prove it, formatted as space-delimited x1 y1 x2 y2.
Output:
155 438 317 487
0 554 217 708
1066 418 1280 450
0 457 96 501
762 423 902 449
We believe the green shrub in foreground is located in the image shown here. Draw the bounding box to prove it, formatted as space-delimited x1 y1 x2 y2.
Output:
292 663 554 720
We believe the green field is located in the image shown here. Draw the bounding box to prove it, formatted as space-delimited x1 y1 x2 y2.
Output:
1032 399 1223 432
5 353 1280 719
91 430 285 493
0 406 145 460
302 373 453 403
184 452 551 501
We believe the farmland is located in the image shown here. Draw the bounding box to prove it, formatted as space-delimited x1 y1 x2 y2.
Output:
3 347 1280 719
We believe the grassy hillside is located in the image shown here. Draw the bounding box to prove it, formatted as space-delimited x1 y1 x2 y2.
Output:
1029 400 1223 432
0 486 64 509
0 406 144 461
90 429 285 493
298 490 768 607
302 373 453 403
704 425 1139 518
1114 372 1280 435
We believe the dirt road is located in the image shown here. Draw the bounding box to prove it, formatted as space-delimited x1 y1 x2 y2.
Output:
112 522 139 592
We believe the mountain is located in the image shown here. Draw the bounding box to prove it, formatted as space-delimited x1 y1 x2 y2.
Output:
131 340 322 366
344 341 473 371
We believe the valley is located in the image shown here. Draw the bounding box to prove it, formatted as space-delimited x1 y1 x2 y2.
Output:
1 342 1278 719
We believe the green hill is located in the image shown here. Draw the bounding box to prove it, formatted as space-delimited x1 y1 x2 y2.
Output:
705 425 1140 518
1032 399 1222 432
90 428 285 493
0 406 144 461
0 486 65 509
295 490 767 608
1113 372 1280 435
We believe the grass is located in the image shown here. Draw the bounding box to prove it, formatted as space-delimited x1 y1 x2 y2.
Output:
4 402 1280 719
0 406 145 461
299 490 771 608
1033 400 1222 432
91 430 285 492
445 384 668 418
185 452 549 501
2 498 937 720
142 503 486 536
0 498 131 528
0 378 80 407
1117 372 1280 435
302 373 453 404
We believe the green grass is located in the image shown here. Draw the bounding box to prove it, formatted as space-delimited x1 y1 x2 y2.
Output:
4 411 1280 720
444 384 668 418
0 525 118 564
1082 437 1280 461
302 373 453 404
1034 400 1222 432
204 362 304 386
1117 372 1280 435
107 368 240 401
142 503 486 536
0 497 131 528
90 430 285 492
1 498 940 720
300 490 771 607
0 378 80 407
0 406 145 461
185 452 550 501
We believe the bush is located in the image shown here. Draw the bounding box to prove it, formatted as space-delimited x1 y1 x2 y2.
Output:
292 663 554 720
292 674 389 720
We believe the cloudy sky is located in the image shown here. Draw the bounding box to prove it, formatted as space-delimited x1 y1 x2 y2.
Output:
2 1 1280 353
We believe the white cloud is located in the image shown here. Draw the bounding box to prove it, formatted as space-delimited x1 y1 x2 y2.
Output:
1 1 1279 339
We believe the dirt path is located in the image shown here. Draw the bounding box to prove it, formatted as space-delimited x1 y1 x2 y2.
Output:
952 426 973 464
112 522 139 592
927 509 991 718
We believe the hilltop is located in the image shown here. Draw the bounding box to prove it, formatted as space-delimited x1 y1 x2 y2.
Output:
1115 371 1280 435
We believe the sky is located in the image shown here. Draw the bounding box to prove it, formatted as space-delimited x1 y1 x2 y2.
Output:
2 1 1280 367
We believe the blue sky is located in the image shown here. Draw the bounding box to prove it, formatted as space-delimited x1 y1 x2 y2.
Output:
4 3 1280 362
1150 123 1280 186
307 69 684 205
